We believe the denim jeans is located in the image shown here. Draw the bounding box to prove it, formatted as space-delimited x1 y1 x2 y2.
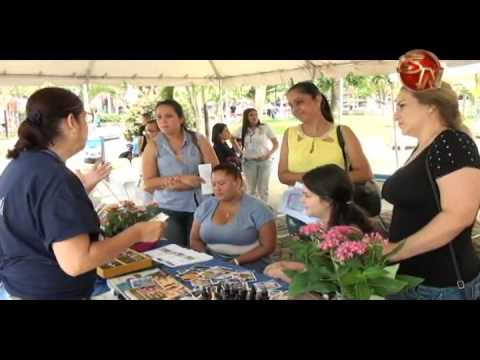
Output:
0 282 11 300
388 272 480 300
243 159 272 204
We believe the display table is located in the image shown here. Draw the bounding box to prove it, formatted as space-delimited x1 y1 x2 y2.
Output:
92 243 288 300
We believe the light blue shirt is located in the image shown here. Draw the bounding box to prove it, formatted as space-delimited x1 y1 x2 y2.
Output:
194 194 274 256
153 131 204 213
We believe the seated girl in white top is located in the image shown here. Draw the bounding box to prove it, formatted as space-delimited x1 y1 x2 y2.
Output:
190 163 277 272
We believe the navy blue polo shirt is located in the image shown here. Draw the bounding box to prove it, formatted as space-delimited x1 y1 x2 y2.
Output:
0 150 101 299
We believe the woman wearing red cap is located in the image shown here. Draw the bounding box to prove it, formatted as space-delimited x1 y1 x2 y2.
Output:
383 50 480 299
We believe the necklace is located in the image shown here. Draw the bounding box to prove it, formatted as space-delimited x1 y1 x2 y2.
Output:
175 151 184 163
220 194 242 221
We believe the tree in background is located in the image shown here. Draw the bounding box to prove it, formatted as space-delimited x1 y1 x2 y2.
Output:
456 85 474 117
123 85 174 141
345 73 374 99
161 86 174 100
370 75 393 116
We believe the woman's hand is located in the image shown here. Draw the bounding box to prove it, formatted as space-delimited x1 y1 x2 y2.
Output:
134 221 167 243
178 175 205 188
382 241 396 255
382 240 405 262
76 161 112 193
264 261 306 284
163 176 181 189
256 152 272 161
265 262 293 283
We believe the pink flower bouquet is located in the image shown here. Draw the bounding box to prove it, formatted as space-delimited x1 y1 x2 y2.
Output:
287 224 423 300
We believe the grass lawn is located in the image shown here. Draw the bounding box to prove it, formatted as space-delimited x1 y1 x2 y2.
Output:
228 113 478 176
262 114 477 139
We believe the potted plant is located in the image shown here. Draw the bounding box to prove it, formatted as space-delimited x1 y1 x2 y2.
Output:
285 223 423 300
101 201 162 252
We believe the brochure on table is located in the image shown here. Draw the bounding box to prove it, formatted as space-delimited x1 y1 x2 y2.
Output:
278 182 320 224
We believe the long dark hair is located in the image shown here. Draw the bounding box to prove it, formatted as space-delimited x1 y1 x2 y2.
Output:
155 99 204 163
7 87 84 159
302 164 373 233
241 108 263 149
287 81 334 123
211 123 227 145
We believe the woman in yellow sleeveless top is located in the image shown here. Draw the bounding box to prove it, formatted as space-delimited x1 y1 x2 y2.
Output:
278 81 373 233
287 124 345 173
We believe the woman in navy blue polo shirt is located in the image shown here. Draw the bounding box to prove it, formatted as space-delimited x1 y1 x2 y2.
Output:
0 87 166 300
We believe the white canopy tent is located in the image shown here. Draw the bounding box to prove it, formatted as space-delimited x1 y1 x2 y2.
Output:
1 59 479 170
0 60 478 87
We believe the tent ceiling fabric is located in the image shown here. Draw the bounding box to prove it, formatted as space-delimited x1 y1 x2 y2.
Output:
0 60 478 87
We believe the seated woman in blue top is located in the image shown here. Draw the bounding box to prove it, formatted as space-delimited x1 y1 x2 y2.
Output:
190 163 277 272
0 87 166 300
143 100 219 247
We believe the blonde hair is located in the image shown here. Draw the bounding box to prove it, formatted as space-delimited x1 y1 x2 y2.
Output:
405 81 464 131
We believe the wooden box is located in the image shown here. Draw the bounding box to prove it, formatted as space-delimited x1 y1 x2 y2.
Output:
97 248 154 279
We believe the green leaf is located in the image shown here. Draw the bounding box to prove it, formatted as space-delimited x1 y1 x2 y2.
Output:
288 268 340 297
355 282 373 300
283 269 302 280
371 244 386 265
288 271 311 297
309 267 336 281
368 276 407 296
341 285 356 299
395 274 424 289
340 269 363 286
344 257 363 269
384 264 400 279
363 266 387 279
306 280 338 295
310 255 335 271
336 264 353 277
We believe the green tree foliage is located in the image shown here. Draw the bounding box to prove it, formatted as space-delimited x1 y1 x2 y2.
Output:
345 73 374 98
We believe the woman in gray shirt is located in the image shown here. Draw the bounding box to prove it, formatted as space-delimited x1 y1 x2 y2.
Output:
143 100 219 247
190 163 277 272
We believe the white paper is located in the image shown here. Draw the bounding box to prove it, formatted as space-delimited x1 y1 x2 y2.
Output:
278 183 320 224
145 244 213 268
198 163 213 195
149 212 169 222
